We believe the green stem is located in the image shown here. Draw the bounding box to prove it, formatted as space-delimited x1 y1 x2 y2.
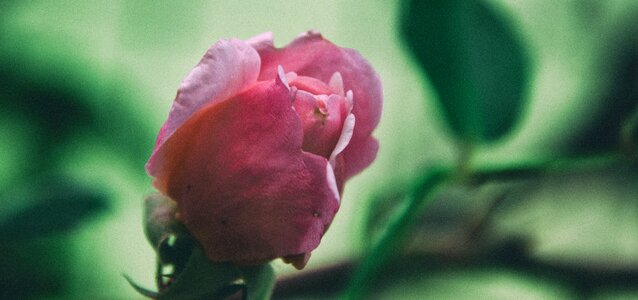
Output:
470 153 627 184
342 168 451 300
621 106 638 159
240 264 275 300
456 140 475 180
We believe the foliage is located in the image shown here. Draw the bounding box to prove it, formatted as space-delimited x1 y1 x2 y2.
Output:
401 0 529 142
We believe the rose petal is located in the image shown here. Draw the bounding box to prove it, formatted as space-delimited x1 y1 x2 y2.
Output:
148 78 339 264
250 31 382 143
324 134 379 195
289 75 332 95
248 31 382 181
293 91 349 158
246 31 275 54
340 135 379 179
147 38 261 175
329 113 355 168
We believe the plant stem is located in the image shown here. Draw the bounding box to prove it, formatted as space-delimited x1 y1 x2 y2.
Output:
341 168 450 300
621 106 638 159
470 153 628 184
456 140 475 179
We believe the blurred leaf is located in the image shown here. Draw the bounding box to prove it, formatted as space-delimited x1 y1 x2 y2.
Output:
363 191 404 244
0 63 95 142
0 39 155 179
0 175 108 240
240 264 276 300
563 24 638 156
0 54 97 175
0 236 72 299
401 0 529 142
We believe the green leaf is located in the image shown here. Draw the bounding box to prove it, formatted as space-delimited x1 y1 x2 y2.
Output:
0 176 107 240
157 246 242 300
0 35 155 172
401 0 529 142
1 236 73 298
240 264 276 300
565 30 638 156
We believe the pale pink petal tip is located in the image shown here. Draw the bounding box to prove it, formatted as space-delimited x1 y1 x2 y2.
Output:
328 72 344 96
345 90 354 113
326 163 340 204
329 113 355 167
277 65 290 90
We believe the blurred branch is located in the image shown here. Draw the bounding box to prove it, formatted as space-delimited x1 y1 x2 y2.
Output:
275 241 638 299
0 175 108 241
621 106 638 160
470 153 629 184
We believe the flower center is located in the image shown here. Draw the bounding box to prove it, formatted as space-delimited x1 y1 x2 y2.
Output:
282 70 354 159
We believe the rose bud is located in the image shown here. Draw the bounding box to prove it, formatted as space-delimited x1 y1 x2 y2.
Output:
146 31 382 269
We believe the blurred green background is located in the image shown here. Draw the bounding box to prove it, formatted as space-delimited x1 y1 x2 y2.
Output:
1 0 638 299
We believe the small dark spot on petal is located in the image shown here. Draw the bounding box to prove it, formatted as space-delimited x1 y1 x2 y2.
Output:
221 219 228 225
186 184 192 191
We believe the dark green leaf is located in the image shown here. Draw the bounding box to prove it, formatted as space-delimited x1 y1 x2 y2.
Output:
156 233 195 289
158 246 242 300
401 0 529 142
1 237 72 298
240 264 275 300
0 40 155 176
0 176 108 240
0 56 96 148
564 29 638 156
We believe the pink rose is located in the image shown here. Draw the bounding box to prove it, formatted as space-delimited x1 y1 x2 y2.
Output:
146 31 382 269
